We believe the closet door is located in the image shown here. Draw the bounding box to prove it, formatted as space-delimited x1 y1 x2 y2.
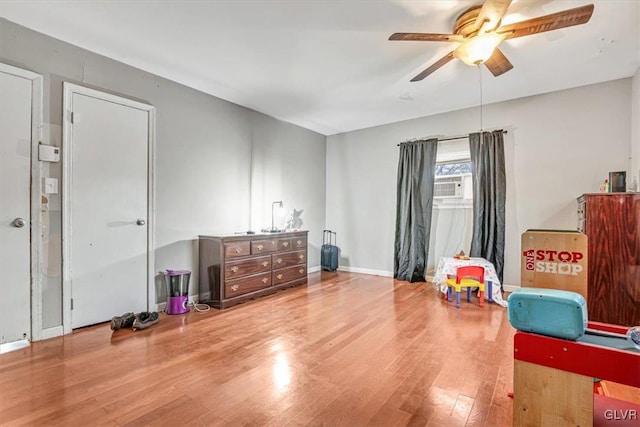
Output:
0 65 36 345
63 83 154 330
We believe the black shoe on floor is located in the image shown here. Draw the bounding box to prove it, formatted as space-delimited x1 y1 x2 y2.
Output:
133 311 159 330
110 312 135 331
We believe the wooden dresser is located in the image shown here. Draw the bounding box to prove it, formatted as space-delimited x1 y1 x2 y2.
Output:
577 193 640 326
198 231 308 309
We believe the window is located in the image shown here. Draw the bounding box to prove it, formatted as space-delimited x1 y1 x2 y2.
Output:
434 139 472 201
435 160 472 177
428 139 474 273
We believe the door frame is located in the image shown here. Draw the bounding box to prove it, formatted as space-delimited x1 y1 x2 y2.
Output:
62 83 155 334
0 63 43 343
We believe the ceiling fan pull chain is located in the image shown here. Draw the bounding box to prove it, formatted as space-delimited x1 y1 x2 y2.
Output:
478 64 484 136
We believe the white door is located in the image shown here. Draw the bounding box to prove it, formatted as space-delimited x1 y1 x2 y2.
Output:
0 67 34 345
63 84 154 330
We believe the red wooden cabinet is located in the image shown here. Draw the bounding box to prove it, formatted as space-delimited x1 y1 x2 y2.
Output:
577 193 640 326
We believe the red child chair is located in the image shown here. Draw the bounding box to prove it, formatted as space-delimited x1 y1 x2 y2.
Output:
446 266 485 308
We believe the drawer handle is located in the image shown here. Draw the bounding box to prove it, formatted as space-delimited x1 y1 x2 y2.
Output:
257 244 264 251
231 266 239 273
262 261 269 267
298 254 305 260
262 278 268 284
283 241 289 247
277 274 283 280
231 284 239 292
296 240 302 246
235 247 242 254
299 268 304 274
276 258 282 264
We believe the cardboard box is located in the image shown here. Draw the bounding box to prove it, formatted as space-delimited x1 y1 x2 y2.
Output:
521 230 588 300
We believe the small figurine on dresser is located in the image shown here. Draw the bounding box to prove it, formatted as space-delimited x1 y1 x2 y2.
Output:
284 208 303 230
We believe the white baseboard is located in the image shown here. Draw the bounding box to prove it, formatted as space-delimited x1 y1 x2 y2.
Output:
39 325 64 340
0 339 30 354
308 265 321 273
502 284 520 293
336 266 394 277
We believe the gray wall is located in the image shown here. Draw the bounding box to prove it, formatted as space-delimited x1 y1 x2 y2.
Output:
326 79 633 288
0 18 326 330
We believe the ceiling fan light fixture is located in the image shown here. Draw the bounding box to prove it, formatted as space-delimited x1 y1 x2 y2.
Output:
453 33 506 65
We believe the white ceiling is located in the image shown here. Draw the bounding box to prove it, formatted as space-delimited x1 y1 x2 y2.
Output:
1 0 639 136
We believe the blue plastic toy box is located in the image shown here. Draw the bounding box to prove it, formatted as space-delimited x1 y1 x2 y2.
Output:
508 287 587 340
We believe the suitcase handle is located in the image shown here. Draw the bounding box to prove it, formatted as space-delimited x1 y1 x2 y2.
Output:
323 229 336 246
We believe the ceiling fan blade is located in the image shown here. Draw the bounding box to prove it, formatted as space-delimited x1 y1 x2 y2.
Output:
499 4 594 40
484 48 513 77
475 0 513 34
410 52 455 82
389 33 464 43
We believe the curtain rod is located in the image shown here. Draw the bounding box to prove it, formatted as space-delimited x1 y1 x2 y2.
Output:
397 129 507 146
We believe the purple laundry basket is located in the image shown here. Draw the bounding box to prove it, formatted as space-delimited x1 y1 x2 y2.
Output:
164 269 191 314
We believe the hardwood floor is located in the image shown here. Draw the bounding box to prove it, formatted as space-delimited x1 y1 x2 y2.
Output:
0 271 588 426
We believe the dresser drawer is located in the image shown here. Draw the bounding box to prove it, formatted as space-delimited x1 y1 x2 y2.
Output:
225 272 272 298
272 250 306 269
278 238 292 251
292 235 307 249
225 255 271 279
273 265 307 286
251 238 292 254
251 239 278 254
224 241 251 258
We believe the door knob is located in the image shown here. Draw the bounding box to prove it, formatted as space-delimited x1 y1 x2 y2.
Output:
136 219 146 226
12 218 26 228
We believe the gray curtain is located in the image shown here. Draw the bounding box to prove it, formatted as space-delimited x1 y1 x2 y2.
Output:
394 139 438 282
469 130 506 283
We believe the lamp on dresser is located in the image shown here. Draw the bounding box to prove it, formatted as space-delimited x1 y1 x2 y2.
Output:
271 200 283 232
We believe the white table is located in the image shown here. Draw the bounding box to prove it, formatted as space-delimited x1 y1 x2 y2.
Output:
432 257 507 307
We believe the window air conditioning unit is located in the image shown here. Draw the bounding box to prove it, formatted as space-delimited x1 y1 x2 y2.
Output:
434 175 464 199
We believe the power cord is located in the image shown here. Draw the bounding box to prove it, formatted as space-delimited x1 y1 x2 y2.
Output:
161 299 211 315
189 300 210 313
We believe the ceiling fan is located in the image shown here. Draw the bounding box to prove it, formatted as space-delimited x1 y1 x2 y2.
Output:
389 0 594 81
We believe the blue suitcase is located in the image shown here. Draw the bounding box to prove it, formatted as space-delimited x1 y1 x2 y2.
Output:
508 287 587 340
321 230 339 272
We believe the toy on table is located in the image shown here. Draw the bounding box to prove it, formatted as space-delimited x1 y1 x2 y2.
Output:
453 250 470 260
